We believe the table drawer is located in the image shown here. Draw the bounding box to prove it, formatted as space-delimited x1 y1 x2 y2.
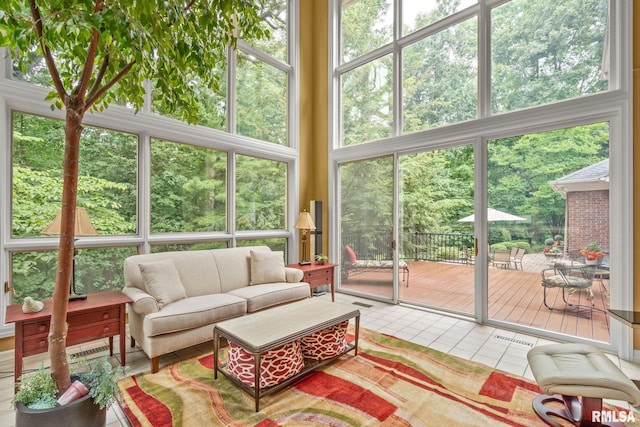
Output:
67 321 120 346
21 307 121 338
303 269 332 285
22 321 50 338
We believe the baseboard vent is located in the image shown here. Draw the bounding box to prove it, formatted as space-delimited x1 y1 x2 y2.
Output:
71 345 110 358
494 335 534 347
352 301 373 308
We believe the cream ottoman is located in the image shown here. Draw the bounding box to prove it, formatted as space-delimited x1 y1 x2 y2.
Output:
527 343 640 426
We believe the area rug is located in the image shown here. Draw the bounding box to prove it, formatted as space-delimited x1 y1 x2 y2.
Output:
117 328 569 426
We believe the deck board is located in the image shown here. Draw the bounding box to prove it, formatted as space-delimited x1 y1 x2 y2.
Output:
340 260 610 342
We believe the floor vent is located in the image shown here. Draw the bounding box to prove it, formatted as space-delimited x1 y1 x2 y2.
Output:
71 345 110 358
494 335 534 347
352 301 373 308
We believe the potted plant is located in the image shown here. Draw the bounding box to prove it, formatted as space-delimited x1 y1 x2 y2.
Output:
2 0 266 412
580 241 605 264
314 254 330 265
13 357 126 427
543 238 562 259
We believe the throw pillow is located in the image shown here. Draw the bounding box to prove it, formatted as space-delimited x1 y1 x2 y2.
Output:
138 259 187 309
250 250 286 285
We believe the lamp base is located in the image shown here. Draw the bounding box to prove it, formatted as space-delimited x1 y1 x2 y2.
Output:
298 261 311 266
68 293 87 301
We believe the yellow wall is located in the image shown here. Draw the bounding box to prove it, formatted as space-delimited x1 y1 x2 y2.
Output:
299 0 330 258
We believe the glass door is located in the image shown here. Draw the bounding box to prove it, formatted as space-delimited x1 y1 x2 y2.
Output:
338 157 395 301
486 123 610 343
397 145 475 315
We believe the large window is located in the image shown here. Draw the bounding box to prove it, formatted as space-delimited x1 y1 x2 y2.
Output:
150 139 227 233
332 0 630 348
337 0 610 146
12 113 138 238
1 1 297 313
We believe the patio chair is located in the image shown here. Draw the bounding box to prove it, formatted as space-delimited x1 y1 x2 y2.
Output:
491 250 511 269
540 264 603 318
511 248 525 270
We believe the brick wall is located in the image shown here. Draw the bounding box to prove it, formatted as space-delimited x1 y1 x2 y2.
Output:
566 190 609 256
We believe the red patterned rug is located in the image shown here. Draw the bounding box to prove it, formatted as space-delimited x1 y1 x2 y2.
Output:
117 327 620 426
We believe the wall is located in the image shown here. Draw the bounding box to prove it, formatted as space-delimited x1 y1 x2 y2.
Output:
299 0 330 258
566 190 610 253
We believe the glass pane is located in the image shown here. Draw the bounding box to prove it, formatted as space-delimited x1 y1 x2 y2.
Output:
250 0 288 62
236 53 288 145
237 238 286 254
150 139 227 233
10 246 138 303
399 146 475 314
341 54 393 146
12 113 138 238
11 53 52 87
235 155 286 231
402 0 476 36
487 122 610 342
339 157 394 300
491 0 608 114
152 68 227 131
341 0 393 63
402 16 477 133
151 242 228 252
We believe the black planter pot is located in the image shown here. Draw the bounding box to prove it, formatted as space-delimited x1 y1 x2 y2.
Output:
15 391 106 427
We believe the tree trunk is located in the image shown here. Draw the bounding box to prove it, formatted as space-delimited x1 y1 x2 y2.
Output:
49 97 85 394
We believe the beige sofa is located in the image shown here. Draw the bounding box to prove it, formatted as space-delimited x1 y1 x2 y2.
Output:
122 246 310 372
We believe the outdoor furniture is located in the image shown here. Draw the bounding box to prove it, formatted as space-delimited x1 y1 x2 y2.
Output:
527 343 640 427
540 263 602 317
342 245 410 286
511 248 525 270
491 250 511 269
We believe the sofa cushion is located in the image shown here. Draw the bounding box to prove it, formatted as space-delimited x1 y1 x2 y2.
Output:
138 259 187 309
250 250 286 285
143 294 247 337
227 282 310 312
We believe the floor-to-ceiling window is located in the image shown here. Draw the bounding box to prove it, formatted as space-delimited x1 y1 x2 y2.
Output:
0 1 299 335
331 0 631 350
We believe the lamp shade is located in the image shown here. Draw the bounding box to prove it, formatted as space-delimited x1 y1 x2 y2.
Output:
42 207 99 236
294 210 316 230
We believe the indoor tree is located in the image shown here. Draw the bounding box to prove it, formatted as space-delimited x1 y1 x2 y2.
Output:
0 0 267 395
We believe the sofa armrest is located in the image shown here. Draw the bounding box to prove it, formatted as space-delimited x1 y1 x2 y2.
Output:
122 286 160 315
285 267 304 283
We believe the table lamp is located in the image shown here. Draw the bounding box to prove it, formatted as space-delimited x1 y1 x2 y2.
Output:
42 207 99 301
294 210 316 265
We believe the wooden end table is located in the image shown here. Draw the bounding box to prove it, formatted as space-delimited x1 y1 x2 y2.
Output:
286 262 336 302
5 290 131 387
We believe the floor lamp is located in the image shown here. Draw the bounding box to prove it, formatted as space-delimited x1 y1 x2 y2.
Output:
294 210 316 265
42 207 99 301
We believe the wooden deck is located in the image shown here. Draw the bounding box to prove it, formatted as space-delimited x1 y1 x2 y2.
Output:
340 260 610 342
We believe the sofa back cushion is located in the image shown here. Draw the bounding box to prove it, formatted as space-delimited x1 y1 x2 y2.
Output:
213 246 271 292
124 250 222 297
138 259 187 309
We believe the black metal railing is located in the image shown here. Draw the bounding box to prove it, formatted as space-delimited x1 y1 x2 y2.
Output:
342 230 475 265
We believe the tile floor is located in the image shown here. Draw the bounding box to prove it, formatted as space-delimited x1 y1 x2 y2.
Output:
1 292 639 426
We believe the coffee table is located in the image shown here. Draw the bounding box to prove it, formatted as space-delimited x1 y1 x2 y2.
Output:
213 298 360 411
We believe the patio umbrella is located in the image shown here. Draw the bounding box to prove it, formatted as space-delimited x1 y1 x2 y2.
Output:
458 207 526 222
